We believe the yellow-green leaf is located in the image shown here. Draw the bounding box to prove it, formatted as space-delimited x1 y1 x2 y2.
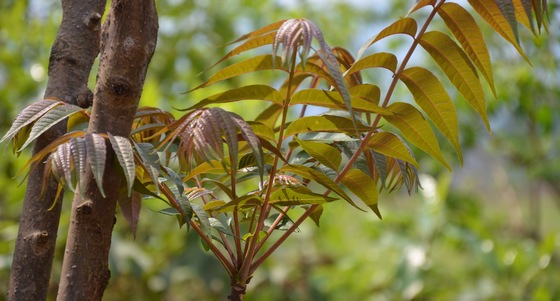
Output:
367 131 418 168
513 0 534 33
183 85 283 111
284 115 373 138
190 55 284 91
383 102 450 170
358 18 417 59
280 164 363 210
468 0 530 62
269 187 337 206
340 169 381 219
438 2 496 96
289 89 391 115
400 67 462 161
212 31 276 68
346 52 398 77
349 84 381 102
295 137 341 171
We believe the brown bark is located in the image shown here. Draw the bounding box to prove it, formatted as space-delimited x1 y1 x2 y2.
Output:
8 1 106 300
55 0 158 300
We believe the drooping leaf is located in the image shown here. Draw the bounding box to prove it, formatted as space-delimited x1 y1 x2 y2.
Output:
269 186 337 206
49 143 73 189
248 121 276 142
118 190 142 239
85 133 107 197
383 102 450 170
468 0 529 62
349 84 381 102
513 0 534 33
309 205 323 227
289 89 390 115
190 55 283 91
438 3 496 95
70 137 87 196
108 134 136 197
214 195 263 212
295 137 341 171
133 142 161 193
284 115 373 138
230 112 265 182
367 131 418 168
1 99 60 144
255 103 283 130
418 32 489 132
340 169 381 219
372 151 388 189
228 19 286 45
19 103 83 151
495 0 521 42
399 67 462 160
357 18 417 59
346 52 398 76
182 85 283 111
191 203 211 237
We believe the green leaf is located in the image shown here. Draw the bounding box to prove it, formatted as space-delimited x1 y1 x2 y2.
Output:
309 205 324 227
438 3 496 96
190 55 283 91
85 133 107 197
248 121 276 142
192 203 210 236
383 102 450 170
213 31 277 67
109 134 136 197
133 142 161 193
346 52 398 76
269 186 337 206
209 217 234 236
289 89 391 115
367 131 418 168
215 195 263 212
295 137 341 171
280 164 364 210
399 67 462 161
264 213 296 231
357 18 417 59
1 99 60 144
418 31 489 131
284 115 373 138
182 85 283 111
340 169 381 219
118 190 142 239
19 103 83 151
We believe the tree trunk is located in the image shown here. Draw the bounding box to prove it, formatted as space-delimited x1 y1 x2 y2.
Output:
8 1 106 300
56 0 158 300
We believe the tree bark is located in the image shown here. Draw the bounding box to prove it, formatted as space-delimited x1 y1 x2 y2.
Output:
56 0 158 300
8 1 106 300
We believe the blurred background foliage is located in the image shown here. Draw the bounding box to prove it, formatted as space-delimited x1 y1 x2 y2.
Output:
1 0 559 300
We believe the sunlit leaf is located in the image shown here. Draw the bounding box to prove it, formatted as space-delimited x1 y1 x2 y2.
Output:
400 67 462 160
383 102 450 170
358 18 417 59
295 137 341 171
495 0 520 42
19 103 83 151
340 169 381 219
289 89 390 115
367 131 418 168
108 134 136 197
182 85 283 111
213 31 277 68
468 0 529 62
408 0 437 15
438 3 496 96
190 55 284 91
284 115 373 138
513 0 534 33
85 133 107 198
228 19 286 45
1 99 60 144
346 52 398 76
